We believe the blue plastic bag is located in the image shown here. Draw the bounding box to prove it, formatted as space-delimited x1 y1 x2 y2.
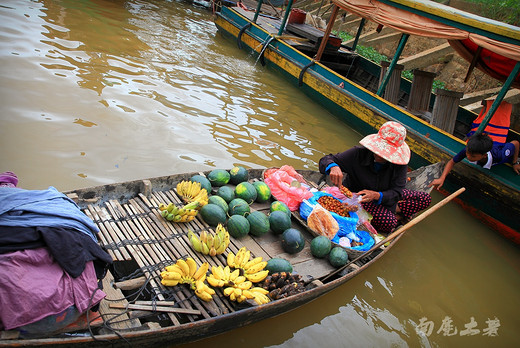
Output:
300 191 374 251
331 226 374 251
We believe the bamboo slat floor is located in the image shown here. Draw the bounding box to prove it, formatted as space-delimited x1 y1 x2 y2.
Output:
89 182 341 329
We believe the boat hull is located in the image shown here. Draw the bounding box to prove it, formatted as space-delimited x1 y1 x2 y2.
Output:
3 245 393 347
0 169 397 347
214 7 520 242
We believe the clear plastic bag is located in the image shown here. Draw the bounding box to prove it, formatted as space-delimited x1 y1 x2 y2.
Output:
306 203 339 239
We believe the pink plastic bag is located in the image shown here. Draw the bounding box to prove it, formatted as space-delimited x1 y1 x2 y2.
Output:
264 166 313 211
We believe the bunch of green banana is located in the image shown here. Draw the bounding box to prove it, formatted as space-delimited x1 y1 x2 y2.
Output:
158 201 200 223
227 247 269 283
187 224 230 256
176 180 209 206
160 258 214 302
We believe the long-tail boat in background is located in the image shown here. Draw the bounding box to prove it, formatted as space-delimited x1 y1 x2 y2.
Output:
214 0 520 242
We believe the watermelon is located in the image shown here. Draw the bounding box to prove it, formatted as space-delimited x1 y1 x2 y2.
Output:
270 200 291 217
310 236 332 258
246 211 270 237
208 195 228 213
217 186 235 203
190 175 212 193
227 215 250 238
252 181 271 202
228 198 251 216
199 204 227 227
208 169 230 187
269 210 291 234
265 258 293 274
328 247 349 267
229 166 248 184
234 182 257 204
281 228 305 254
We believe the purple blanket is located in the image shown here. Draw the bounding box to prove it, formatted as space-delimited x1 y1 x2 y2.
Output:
0 248 106 330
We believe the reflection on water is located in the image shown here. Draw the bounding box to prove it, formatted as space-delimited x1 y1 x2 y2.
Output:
1 0 519 347
1 0 356 190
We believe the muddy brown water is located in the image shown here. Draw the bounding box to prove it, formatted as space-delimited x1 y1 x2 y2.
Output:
1 1 519 347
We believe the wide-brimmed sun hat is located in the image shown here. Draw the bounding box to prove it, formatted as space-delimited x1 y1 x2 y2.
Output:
359 121 410 165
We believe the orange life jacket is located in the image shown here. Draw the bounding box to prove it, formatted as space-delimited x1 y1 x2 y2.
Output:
467 99 511 143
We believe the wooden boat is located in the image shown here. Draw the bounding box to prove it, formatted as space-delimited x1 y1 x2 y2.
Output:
0 165 445 347
213 0 520 243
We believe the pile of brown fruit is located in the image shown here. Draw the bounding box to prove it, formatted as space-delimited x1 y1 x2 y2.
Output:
317 195 358 217
258 272 306 300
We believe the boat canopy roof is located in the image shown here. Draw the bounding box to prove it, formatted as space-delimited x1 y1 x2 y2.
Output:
333 0 520 87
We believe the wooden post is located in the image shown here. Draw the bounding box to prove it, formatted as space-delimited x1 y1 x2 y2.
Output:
379 61 404 104
407 69 436 119
431 89 464 133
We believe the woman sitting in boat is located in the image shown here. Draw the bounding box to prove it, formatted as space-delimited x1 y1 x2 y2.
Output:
319 121 431 234
429 133 520 191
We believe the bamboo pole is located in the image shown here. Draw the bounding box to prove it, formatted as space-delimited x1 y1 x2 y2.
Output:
315 5 340 62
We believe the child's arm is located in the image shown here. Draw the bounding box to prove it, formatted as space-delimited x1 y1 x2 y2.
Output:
511 140 520 175
429 158 456 190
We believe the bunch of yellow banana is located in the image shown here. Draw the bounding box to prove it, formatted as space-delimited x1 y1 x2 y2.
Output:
206 265 241 288
194 279 216 302
187 224 230 256
222 282 270 304
158 201 199 223
248 287 271 305
205 266 252 303
227 247 269 283
160 258 214 302
191 189 208 207
176 180 209 206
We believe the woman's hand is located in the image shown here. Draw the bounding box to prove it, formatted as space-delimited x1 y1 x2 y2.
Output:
357 189 380 203
329 166 343 187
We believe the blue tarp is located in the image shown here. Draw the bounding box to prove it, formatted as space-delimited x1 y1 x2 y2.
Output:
0 186 98 241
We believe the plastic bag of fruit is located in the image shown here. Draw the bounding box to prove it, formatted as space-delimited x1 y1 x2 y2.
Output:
264 166 313 211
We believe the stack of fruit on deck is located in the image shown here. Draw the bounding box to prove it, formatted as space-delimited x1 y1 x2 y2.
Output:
157 166 358 309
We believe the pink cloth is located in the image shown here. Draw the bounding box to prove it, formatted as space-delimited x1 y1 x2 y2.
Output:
0 247 106 330
0 171 18 188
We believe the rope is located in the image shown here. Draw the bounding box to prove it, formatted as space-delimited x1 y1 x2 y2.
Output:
101 226 209 250
237 22 252 49
259 36 276 66
299 60 316 86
